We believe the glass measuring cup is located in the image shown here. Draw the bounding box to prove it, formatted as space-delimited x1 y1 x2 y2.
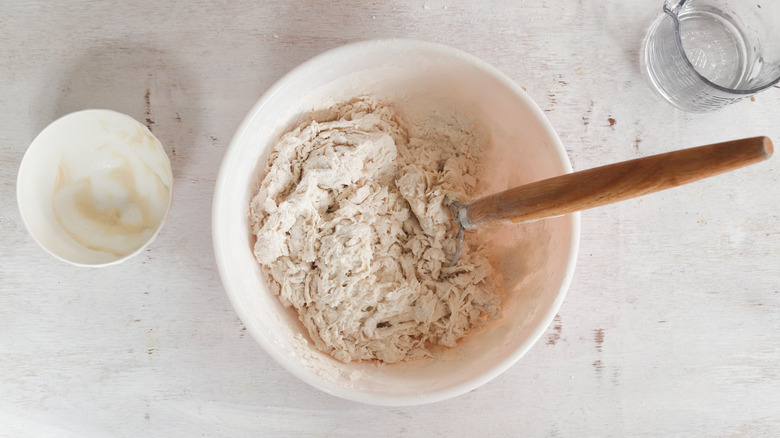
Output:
641 0 780 112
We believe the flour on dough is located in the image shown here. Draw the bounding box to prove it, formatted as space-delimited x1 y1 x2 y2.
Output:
249 97 501 363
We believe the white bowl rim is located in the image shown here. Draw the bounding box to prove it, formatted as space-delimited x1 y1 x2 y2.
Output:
16 109 174 268
212 38 580 406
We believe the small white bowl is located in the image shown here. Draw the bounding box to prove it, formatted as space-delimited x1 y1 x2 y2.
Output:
213 39 579 405
17 109 173 267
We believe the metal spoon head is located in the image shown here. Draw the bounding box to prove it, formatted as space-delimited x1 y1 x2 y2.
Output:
448 200 467 267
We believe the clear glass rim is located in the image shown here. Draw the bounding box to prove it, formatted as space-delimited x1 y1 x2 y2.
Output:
664 2 780 95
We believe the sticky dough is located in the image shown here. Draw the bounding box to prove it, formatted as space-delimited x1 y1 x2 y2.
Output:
249 97 501 363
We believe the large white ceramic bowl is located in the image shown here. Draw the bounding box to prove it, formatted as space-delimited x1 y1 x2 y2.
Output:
213 39 579 405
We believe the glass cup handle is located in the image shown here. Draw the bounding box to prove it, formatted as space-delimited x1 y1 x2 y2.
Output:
663 0 686 14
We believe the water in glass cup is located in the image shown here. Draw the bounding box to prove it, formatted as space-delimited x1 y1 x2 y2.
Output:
642 0 780 112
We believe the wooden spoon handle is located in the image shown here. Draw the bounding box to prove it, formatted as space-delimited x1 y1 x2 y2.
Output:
464 136 773 228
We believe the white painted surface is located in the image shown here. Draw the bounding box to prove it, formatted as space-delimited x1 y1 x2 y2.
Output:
2 1 778 436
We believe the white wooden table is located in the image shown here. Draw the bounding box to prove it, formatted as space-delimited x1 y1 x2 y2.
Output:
2 1 779 436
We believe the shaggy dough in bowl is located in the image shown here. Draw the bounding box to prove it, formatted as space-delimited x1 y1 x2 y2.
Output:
249 97 502 363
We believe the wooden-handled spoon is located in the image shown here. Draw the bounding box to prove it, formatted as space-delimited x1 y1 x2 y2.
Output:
448 136 773 265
